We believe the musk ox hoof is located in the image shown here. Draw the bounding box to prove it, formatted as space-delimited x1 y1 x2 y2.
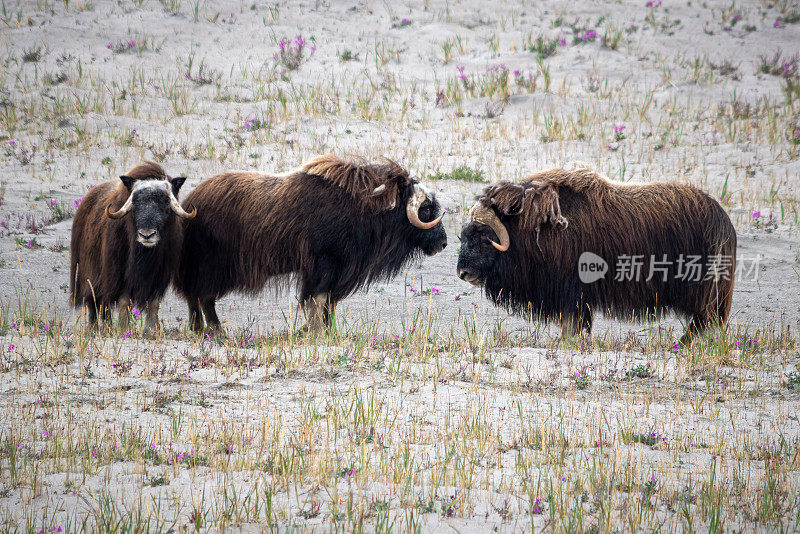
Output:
678 331 697 346
200 325 226 339
296 324 321 336
296 322 335 337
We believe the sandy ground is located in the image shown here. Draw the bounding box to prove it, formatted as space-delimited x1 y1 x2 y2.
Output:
1 0 800 530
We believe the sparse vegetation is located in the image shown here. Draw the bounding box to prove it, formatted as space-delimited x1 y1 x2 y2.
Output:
1 0 799 530
526 33 559 59
427 166 486 182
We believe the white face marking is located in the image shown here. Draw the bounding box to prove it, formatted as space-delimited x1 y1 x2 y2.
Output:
131 179 170 193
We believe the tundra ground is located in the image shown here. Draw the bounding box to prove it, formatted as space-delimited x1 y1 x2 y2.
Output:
1 0 799 531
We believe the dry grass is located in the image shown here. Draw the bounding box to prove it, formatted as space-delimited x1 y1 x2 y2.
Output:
1 0 799 530
0 295 799 531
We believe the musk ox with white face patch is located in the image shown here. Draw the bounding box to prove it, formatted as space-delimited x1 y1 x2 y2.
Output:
175 154 447 333
457 164 736 342
70 161 195 329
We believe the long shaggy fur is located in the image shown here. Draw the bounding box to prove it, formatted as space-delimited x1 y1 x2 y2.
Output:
468 165 736 334
69 162 182 319
175 154 446 331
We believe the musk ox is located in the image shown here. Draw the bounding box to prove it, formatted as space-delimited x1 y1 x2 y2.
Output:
70 161 196 329
456 164 736 342
174 154 447 333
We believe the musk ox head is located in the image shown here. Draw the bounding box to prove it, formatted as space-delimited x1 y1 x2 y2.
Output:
105 161 195 247
457 180 567 285
302 154 447 255
402 182 447 255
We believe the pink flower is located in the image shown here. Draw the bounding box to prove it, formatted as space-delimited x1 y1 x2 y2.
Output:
752 210 761 218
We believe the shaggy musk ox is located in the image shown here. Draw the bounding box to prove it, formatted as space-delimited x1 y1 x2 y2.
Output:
456 165 736 341
175 154 447 333
70 161 196 328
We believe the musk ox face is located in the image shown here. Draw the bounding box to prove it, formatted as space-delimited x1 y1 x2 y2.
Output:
106 175 195 247
456 221 501 286
456 181 566 285
408 186 447 255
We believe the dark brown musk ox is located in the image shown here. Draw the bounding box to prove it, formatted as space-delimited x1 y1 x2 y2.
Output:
70 161 196 329
174 154 447 333
456 164 736 342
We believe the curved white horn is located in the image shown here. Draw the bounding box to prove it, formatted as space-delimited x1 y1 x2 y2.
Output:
406 185 442 230
105 194 134 219
167 185 196 219
469 203 510 252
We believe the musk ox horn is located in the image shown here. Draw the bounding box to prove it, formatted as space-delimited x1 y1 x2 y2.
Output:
406 185 442 230
105 194 134 219
470 203 510 252
168 187 196 219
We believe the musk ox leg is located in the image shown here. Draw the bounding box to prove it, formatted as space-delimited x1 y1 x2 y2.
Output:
301 293 329 333
86 303 98 327
118 303 131 331
144 300 160 331
323 297 338 328
88 305 111 333
300 255 338 333
560 306 593 338
200 298 224 335
188 300 204 333
680 314 714 345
